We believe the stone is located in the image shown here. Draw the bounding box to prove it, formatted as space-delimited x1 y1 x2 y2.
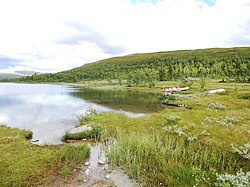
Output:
68 125 92 134
73 169 77 172
85 168 90 175
105 174 110 179
83 179 87 183
104 164 108 170
84 162 90 166
98 159 106 165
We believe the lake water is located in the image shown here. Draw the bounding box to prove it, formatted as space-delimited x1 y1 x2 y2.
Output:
0 83 164 145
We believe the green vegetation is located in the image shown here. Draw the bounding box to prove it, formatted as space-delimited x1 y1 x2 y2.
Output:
76 80 250 186
8 47 250 85
0 125 90 187
2 47 250 186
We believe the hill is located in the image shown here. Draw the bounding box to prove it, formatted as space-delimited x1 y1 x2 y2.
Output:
12 47 250 84
0 71 42 80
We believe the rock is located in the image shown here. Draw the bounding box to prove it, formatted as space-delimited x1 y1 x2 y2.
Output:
85 168 90 175
73 169 77 172
98 153 107 165
83 179 87 183
30 139 39 143
68 125 92 134
84 162 90 166
82 138 87 141
105 174 110 179
104 164 108 170
98 159 106 165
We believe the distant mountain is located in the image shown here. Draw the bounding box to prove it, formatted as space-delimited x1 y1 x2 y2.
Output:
0 71 42 80
15 71 42 75
8 47 250 83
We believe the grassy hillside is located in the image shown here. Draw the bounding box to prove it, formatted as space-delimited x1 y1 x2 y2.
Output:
10 47 250 84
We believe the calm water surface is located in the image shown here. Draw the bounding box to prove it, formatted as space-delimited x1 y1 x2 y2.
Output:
0 83 165 145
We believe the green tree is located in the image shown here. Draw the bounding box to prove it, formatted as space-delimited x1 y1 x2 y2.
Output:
159 66 167 81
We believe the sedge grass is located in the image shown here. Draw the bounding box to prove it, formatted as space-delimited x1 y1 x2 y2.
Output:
108 131 249 186
81 81 250 186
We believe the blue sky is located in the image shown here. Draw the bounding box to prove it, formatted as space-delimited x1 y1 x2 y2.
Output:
200 0 216 6
0 0 249 73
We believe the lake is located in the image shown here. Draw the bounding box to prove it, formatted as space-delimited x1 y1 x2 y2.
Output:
0 83 165 145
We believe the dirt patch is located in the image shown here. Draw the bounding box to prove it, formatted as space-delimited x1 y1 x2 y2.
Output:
41 142 139 187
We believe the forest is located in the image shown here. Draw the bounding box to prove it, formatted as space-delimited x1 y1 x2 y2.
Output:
8 47 250 85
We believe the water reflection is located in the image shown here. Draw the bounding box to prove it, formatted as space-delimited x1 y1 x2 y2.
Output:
0 83 164 145
71 87 165 113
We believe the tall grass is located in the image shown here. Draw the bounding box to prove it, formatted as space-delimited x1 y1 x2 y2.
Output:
108 131 249 186
78 80 250 186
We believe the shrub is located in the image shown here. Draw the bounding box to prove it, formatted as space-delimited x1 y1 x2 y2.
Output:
231 143 250 160
215 170 250 187
163 125 184 136
77 107 98 122
208 103 226 111
201 116 213 125
186 135 198 142
180 77 194 88
165 115 181 125
217 116 239 127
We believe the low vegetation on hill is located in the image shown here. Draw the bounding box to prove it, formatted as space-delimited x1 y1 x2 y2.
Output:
8 47 250 85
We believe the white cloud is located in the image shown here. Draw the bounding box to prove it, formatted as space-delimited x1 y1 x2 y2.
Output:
0 0 249 72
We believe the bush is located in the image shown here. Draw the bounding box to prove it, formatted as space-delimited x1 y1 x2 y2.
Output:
231 143 250 160
217 116 239 127
165 115 181 125
77 107 98 122
208 103 226 111
216 170 250 187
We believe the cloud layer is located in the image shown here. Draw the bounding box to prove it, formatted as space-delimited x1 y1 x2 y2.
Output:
0 0 249 72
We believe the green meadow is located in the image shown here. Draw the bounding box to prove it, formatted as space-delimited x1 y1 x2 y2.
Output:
0 126 89 187
72 79 250 186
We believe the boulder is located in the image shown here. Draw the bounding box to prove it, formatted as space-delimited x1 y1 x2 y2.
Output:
68 125 92 134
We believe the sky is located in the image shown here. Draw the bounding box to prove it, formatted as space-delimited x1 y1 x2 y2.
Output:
0 0 249 73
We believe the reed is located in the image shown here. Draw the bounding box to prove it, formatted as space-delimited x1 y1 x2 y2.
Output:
108 131 249 186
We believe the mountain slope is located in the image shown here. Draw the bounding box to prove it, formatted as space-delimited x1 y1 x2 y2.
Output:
0 71 42 80
11 47 250 83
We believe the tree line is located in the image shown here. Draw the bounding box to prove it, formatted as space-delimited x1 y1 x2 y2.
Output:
7 48 250 86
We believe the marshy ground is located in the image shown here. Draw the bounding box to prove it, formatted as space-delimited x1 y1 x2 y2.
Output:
0 79 249 186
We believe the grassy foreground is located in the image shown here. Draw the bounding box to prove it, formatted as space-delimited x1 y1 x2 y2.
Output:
0 125 90 187
76 80 250 186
